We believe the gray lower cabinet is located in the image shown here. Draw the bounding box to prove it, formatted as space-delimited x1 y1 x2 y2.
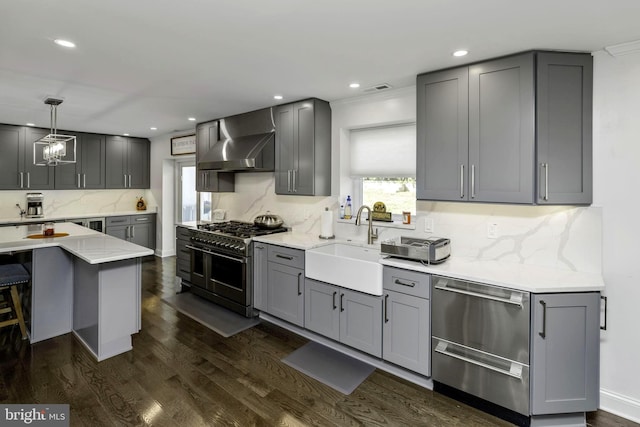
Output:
417 50 592 205
274 99 331 196
305 278 382 357
382 267 431 376
530 292 600 415
175 226 191 282
106 214 156 250
264 245 305 326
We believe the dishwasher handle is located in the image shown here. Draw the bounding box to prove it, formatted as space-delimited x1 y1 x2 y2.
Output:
434 278 524 308
434 338 525 380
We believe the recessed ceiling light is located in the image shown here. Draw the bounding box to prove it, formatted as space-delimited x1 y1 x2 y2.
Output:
54 39 76 48
188 117 196 121
123 133 130 136
349 83 360 88
150 127 157 130
273 95 283 100
26 123 35 126
453 50 468 57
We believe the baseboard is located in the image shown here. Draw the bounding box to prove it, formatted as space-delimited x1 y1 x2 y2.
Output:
600 388 640 424
155 248 176 257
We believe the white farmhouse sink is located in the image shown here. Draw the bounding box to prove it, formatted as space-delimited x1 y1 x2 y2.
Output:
305 243 383 296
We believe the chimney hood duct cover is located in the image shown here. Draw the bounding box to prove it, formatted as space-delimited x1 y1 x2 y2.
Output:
197 107 276 172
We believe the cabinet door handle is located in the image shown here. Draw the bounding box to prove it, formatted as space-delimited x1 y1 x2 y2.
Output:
600 295 608 331
340 293 344 312
384 294 389 323
544 163 549 201
292 169 297 192
394 278 416 287
275 254 293 260
131 225 135 238
287 170 292 192
470 164 475 199
83 174 86 188
19 172 24 188
539 300 547 338
129 174 132 188
26 172 30 189
460 164 465 198
124 225 129 239
297 272 302 296
332 291 337 310
124 174 127 188
77 174 81 188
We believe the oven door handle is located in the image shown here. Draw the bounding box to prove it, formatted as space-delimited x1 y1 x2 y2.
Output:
186 245 247 264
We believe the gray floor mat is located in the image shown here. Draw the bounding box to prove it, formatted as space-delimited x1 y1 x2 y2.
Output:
282 341 375 395
162 293 259 338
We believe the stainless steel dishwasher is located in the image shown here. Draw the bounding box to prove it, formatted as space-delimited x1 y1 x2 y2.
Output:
431 275 531 416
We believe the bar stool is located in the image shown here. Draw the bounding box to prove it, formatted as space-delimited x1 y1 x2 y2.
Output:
0 262 30 340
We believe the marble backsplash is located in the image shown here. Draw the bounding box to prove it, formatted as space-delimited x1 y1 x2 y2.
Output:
209 173 602 275
0 189 155 220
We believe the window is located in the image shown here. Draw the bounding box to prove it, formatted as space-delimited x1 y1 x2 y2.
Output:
349 123 416 216
176 160 210 222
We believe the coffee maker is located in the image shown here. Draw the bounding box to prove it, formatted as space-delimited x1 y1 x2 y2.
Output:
26 193 44 218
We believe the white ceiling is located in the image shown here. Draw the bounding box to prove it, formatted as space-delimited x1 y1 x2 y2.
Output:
1 0 639 138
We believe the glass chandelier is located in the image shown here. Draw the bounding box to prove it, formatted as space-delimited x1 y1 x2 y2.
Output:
33 98 76 166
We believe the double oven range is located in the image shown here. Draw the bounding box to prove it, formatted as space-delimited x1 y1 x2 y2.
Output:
185 221 287 317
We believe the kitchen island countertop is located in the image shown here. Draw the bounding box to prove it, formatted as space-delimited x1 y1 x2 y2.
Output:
0 222 153 263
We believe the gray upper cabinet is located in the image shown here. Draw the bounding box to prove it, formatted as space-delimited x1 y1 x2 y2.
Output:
469 53 535 203
536 52 593 205
416 68 469 201
105 136 150 189
195 120 234 192
530 292 600 415
55 132 106 189
0 124 25 190
0 126 58 190
417 51 592 205
274 99 331 196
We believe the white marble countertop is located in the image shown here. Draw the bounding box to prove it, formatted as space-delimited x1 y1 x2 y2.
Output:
0 222 153 264
252 231 604 293
0 208 157 225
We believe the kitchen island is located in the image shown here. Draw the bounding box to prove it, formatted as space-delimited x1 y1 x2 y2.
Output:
0 222 153 361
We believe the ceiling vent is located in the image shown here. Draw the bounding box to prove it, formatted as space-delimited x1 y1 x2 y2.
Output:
363 83 392 93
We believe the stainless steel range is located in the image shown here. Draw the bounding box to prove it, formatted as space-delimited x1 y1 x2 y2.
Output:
185 221 287 317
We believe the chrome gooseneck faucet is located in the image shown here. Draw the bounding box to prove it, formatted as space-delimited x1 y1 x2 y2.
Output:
355 205 378 245
16 204 26 218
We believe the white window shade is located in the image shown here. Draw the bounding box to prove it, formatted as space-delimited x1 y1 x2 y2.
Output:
349 123 416 177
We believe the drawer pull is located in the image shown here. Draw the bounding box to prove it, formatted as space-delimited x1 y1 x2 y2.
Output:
332 291 337 310
435 279 524 308
394 278 416 287
434 338 525 380
539 300 547 338
136 217 148 221
276 254 293 260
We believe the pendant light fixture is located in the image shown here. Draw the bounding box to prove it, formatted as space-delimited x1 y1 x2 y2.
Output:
33 97 76 166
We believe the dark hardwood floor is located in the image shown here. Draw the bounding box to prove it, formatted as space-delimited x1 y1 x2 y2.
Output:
0 256 636 426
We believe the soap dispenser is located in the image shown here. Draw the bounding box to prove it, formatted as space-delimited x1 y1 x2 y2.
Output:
344 195 352 219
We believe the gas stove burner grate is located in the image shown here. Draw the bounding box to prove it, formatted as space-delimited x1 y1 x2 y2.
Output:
197 220 287 238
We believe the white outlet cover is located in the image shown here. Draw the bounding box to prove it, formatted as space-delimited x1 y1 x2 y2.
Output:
487 222 498 239
425 218 434 233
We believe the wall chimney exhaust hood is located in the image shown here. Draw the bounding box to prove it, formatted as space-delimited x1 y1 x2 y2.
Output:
198 107 275 172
